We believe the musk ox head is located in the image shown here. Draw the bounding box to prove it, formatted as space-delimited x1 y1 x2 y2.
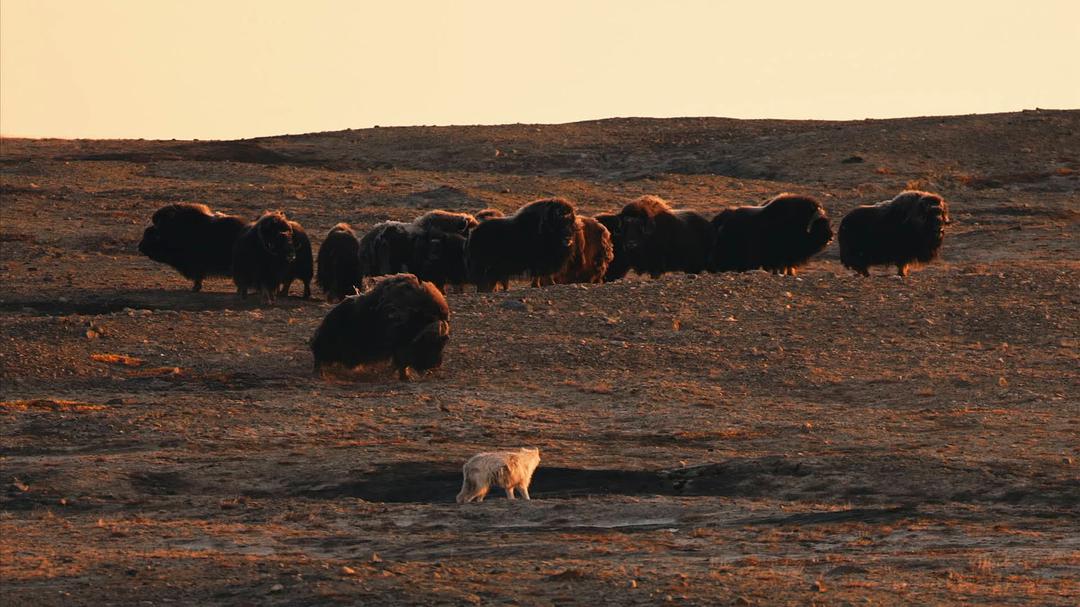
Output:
399 319 451 373
255 212 296 262
535 198 578 248
899 190 951 233
619 195 673 252
137 224 169 262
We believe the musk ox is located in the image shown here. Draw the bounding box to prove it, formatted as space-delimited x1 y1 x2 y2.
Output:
710 193 833 275
137 202 247 291
616 195 715 277
316 223 363 303
357 221 420 277
411 231 469 293
232 211 300 302
595 212 631 282
473 209 509 290
310 274 450 380
456 447 541 503
413 210 478 236
548 216 615 284
279 220 313 298
465 198 578 292
839 190 951 277
356 220 468 293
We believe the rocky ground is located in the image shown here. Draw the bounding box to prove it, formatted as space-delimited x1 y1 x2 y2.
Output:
1 110 1078 605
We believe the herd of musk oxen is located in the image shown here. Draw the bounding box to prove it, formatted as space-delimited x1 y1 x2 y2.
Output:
138 190 951 380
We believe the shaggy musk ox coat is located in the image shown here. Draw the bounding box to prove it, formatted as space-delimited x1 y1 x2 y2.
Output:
595 212 631 282
413 210 478 236
839 190 951 277
232 211 306 302
548 216 615 284
309 274 450 380
466 198 578 292
474 208 505 222
316 223 362 303
138 202 246 291
356 219 469 293
616 195 714 277
280 220 313 299
710 194 833 275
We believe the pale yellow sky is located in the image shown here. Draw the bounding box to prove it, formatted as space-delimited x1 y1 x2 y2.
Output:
2 0 1078 140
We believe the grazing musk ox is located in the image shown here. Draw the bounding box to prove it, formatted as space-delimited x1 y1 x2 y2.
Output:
839 190 951 277
232 211 300 302
310 273 450 380
137 202 246 291
615 195 714 277
465 198 578 292
316 223 363 303
548 216 615 284
710 193 833 275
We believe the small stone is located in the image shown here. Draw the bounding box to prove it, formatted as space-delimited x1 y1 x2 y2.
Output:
269 583 284 593
628 579 638 588
499 300 528 312
341 566 356 575
811 579 826 592
370 552 382 563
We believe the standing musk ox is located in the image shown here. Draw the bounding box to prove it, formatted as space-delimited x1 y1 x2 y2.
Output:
279 220 313 299
473 209 509 290
546 216 615 285
356 215 470 293
595 212 631 282
232 211 310 302
465 198 578 292
615 195 715 277
137 202 246 291
839 190 951 277
316 223 363 303
457 448 541 503
710 193 833 275
310 274 450 380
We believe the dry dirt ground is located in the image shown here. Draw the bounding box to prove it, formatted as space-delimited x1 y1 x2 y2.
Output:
1 111 1078 606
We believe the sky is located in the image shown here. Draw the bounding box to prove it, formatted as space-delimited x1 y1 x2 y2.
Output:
2 0 1078 140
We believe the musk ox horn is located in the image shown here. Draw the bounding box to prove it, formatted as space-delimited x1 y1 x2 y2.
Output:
437 319 450 337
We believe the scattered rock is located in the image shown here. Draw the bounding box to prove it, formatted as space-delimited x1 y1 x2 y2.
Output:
499 300 529 312
269 583 284 593
841 155 865 164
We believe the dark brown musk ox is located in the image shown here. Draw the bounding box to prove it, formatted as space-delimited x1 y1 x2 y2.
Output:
710 193 833 275
546 216 615 284
615 195 715 277
310 273 450 381
595 212 631 282
137 202 247 291
316 223 363 303
839 190 951 277
279 219 313 298
472 209 509 290
465 198 578 292
232 211 305 302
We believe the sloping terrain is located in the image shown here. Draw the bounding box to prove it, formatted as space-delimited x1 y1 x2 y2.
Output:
1 110 1078 605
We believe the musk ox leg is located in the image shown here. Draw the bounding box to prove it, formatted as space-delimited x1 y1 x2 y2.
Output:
498 280 510 291
238 285 249 300
192 276 204 292
505 486 516 500
277 280 291 298
852 266 870 278
519 486 530 500
301 279 311 299
397 365 411 381
897 264 910 277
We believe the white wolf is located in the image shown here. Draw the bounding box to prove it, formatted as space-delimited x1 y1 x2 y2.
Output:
456 447 540 503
